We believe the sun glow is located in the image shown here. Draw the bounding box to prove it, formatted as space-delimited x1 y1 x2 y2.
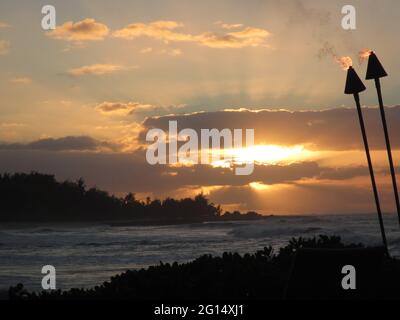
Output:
212 144 314 167
249 182 272 191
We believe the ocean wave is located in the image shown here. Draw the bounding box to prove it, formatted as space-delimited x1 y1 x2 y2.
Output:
181 221 245 229
228 225 324 238
29 228 69 234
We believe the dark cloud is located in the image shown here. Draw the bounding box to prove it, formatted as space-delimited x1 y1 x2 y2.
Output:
318 166 368 180
206 182 390 215
0 146 370 195
139 106 400 150
0 136 119 152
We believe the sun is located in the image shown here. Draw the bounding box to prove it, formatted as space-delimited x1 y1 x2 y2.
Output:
212 144 314 167
249 182 272 191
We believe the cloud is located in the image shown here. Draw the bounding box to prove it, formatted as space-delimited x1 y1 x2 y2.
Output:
68 64 126 76
0 136 119 152
0 148 327 191
0 138 371 193
164 162 319 189
205 180 378 214
113 20 272 49
47 18 109 41
95 101 186 117
0 22 10 28
140 47 182 56
197 27 271 48
0 122 25 128
10 77 32 84
160 48 183 56
113 21 189 41
215 21 244 30
138 106 400 151
96 101 156 116
0 40 10 55
140 47 153 54
46 19 271 48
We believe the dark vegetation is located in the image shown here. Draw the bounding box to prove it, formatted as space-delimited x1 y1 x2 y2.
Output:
0 172 262 223
8 236 400 300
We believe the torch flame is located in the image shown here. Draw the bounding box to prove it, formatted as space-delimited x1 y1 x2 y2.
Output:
335 56 353 70
359 49 372 64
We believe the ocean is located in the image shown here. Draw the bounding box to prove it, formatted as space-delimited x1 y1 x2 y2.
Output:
1 213 400 291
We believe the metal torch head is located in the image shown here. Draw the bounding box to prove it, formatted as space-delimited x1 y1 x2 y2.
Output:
366 51 388 80
345 66 366 95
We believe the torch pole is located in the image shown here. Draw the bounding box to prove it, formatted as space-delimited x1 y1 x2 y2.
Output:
354 92 388 254
374 78 400 225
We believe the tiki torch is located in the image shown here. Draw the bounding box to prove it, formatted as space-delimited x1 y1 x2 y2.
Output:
345 66 388 252
365 51 400 225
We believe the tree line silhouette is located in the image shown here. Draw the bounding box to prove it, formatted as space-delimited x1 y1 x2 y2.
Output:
0 172 262 223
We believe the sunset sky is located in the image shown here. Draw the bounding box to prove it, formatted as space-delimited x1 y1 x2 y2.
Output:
1 0 400 215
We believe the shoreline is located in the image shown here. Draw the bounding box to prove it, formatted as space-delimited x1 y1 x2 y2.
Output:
0 216 270 228
1 211 394 228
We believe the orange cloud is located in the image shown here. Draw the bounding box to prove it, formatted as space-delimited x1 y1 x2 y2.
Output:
159 48 183 56
95 101 185 117
10 77 32 84
0 40 10 55
198 27 272 48
140 47 182 56
113 20 272 49
113 20 191 42
140 47 153 54
215 21 244 30
96 101 156 115
46 19 272 49
68 64 126 76
47 18 109 41
0 22 10 28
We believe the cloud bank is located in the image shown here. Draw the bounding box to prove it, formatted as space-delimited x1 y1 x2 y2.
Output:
0 136 119 152
139 106 400 151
